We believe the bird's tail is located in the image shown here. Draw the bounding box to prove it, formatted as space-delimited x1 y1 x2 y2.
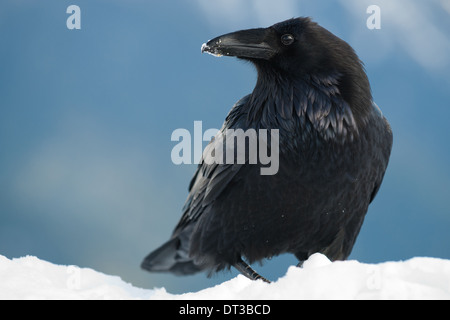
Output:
141 237 203 276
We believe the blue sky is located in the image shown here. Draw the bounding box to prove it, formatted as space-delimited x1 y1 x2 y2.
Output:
0 0 449 293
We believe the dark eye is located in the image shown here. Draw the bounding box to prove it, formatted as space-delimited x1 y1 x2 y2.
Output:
281 34 295 46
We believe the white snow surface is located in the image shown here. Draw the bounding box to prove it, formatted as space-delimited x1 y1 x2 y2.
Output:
1 253 449 300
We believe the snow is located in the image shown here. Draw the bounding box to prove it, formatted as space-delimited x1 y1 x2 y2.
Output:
1 253 449 300
201 42 223 57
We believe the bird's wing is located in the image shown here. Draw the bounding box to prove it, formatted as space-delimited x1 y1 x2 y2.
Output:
173 96 251 235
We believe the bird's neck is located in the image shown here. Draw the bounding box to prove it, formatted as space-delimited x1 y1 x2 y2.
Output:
247 69 363 143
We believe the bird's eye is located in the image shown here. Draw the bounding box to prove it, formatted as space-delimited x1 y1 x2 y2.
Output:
281 34 295 46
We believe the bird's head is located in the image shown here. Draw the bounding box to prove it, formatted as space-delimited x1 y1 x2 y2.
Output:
202 17 362 77
202 17 371 120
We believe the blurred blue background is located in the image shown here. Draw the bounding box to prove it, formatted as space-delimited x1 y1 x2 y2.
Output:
0 0 449 294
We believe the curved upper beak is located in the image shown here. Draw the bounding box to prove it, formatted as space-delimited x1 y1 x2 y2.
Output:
201 28 276 60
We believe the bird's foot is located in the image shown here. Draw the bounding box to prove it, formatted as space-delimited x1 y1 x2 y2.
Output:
234 258 271 283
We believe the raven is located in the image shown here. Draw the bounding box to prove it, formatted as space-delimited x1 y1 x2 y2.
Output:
141 17 392 282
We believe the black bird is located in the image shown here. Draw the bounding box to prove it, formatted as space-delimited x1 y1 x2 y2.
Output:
141 17 392 282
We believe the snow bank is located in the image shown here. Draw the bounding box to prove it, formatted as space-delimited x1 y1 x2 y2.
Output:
1 253 449 300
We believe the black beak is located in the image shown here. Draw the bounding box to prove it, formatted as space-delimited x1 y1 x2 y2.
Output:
201 28 276 60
